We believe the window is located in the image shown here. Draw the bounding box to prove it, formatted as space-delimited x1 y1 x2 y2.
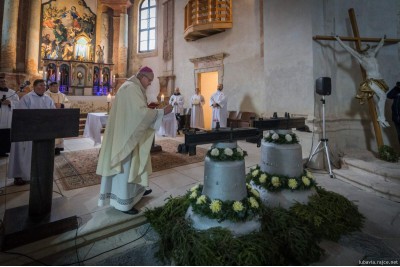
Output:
139 0 157 53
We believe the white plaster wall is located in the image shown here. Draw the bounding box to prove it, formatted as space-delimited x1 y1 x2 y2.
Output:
172 0 265 114
263 0 315 118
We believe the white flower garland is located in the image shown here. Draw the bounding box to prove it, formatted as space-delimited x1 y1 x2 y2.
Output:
246 165 317 191
188 183 261 222
206 146 248 161
263 130 299 145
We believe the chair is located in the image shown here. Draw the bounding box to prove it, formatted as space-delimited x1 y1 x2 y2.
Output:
227 111 240 128
237 111 256 128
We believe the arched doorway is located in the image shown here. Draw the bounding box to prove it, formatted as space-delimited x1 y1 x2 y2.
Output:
198 72 218 130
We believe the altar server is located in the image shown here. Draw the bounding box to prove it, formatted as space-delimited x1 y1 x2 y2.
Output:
190 87 205 129
210 84 228 128
45 81 70 155
0 76 19 157
8 79 55 185
169 87 184 134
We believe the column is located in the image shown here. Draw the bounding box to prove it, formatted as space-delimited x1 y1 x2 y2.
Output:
112 14 120 73
100 11 110 64
118 7 128 78
0 0 20 72
25 0 41 75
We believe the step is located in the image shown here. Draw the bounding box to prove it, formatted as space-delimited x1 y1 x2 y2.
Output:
333 168 400 202
342 157 400 181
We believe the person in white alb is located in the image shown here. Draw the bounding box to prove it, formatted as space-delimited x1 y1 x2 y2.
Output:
0 76 19 157
45 81 70 155
169 87 184 134
190 87 205 129
210 84 228 128
8 79 55 185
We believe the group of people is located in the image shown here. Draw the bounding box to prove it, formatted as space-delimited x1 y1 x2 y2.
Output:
157 83 228 137
0 77 69 185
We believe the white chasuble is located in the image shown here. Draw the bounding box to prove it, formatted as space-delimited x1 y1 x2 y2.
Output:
97 76 164 211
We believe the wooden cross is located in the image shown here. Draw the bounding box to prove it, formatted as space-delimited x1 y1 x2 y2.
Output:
313 8 400 148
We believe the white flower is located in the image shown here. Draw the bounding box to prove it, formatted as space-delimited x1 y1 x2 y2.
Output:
233 201 244 212
190 184 199 192
285 134 292 142
224 148 233 156
288 178 298 190
209 200 222 213
210 148 220 156
190 191 198 199
272 133 279 140
259 173 267 183
249 197 259 208
252 169 259 177
196 195 207 204
251 165 258 170
251 188 260 198
302 176 311 186
246 183 252 189
306 170 314 180
237 147 244 156
264 132 270 139
271 176 281 187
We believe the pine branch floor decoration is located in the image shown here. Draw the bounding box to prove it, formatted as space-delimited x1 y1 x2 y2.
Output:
145 187 364 265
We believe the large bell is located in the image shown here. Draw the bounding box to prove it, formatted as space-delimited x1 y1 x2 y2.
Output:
202 142 247 201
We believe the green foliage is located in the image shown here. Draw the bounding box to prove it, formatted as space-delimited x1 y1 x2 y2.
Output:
145 186 364 265
263 131 299 144
246 165 317 192
378 145 399 162
290 186 365 241
206 147 248 161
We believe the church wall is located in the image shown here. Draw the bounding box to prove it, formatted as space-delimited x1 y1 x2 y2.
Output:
170 0 265 114
263 0 315 119
312 0 400 153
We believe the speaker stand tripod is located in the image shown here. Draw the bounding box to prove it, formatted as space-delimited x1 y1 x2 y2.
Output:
305 96 334 178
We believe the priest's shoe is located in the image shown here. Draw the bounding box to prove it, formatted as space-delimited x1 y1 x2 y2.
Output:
144 189 152 196
122 207 139 215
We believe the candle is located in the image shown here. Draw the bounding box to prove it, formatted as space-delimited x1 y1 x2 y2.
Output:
112 75 116 84
161 94 164 102
107 93 111 103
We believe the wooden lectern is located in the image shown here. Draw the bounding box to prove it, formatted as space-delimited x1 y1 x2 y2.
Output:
2 109 80 250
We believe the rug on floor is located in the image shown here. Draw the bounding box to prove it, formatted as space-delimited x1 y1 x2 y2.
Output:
55 139 207 191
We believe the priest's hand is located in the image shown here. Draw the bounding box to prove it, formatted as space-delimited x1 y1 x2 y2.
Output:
163 104 173 115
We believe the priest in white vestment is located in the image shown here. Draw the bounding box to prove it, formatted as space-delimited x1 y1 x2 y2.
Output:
45 81 70 155
190 87 205 129
8 79 55 185
97 67 173 215
0 77 19 157
210 84 228 128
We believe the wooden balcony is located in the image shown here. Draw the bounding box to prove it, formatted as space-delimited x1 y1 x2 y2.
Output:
184 0 233 41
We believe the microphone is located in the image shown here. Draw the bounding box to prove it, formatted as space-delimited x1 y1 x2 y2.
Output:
19 80 31 92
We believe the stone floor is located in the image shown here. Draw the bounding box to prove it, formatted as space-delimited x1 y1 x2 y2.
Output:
0 131 399 265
